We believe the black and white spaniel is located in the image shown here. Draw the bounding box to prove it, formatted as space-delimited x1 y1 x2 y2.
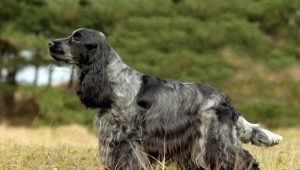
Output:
49 28 282 170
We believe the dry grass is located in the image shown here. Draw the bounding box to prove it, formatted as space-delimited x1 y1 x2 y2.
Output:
0 124 299 170
244 127 300 170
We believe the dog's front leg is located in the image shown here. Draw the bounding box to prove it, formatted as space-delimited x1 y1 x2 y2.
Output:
97 114 149 170
112 140 150 170
99 136 150 170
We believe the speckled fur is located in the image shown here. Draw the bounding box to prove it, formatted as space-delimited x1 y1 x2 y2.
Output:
49 28 282 170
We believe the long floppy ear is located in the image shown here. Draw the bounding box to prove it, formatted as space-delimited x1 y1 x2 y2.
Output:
77 43 114 109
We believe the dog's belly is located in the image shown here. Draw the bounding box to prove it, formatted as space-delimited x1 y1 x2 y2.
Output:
142 113 201 159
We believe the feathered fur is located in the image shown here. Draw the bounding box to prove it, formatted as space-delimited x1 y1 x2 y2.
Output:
49 28 282 170
76 42 114 109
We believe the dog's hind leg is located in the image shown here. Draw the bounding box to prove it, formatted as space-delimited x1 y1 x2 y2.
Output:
192 139 260 170
236 116 283 146
191 109 260 170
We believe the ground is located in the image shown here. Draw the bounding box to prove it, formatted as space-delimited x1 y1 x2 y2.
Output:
0 124 299 170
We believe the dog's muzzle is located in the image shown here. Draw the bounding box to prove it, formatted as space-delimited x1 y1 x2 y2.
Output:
48 40 65 61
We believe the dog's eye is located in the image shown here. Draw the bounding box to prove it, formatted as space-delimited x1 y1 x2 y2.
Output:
72 32 81 42
72 36 80 42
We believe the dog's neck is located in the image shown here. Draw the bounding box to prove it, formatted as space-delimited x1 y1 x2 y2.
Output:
76 48 142 111
106 50 142 108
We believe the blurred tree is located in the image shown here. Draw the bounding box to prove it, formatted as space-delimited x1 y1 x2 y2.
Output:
0 0 299 126
79 0 90 6
47 65 54 86
68 66 76 88
0 36 19 118
0 0 49 118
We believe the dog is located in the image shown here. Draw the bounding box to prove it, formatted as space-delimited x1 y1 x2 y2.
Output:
49 28 282 170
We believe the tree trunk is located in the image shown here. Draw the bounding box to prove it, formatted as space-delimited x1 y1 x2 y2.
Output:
68 65 75 88
47 65 53 86
2 88 15 118
0 54 3 81
33 65 39 86
1 67 17 118
6 67 16 86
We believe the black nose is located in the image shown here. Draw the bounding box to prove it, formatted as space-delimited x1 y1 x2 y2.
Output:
48 41 55 47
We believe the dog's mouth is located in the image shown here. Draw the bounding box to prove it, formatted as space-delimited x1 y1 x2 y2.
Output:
49 47 67 61
49 46 64 55
48 40 78 64
50 48 64 55
49 50 78 65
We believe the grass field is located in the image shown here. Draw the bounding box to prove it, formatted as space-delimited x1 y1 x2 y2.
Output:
0 124 299 170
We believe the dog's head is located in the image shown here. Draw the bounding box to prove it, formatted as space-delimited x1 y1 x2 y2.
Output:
48 28 109 66
49 28 114 108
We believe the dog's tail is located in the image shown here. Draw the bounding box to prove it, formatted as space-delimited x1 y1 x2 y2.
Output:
236 116 283 146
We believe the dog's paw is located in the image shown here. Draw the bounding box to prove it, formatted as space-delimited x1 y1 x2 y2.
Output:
251 128 283 147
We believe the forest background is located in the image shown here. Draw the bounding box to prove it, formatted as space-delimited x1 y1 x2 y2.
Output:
1 0 300 128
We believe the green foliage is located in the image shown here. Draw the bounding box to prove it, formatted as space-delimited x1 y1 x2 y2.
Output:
1 0 300 127
265 50 299 69
13 86 95 126
240 99 297 127
36 87 95 126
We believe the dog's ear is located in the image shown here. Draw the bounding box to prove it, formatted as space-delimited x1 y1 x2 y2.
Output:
85 43 98 51
77 43 114 109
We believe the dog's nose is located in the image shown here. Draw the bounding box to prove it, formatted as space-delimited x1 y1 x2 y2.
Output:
48 41 55 47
